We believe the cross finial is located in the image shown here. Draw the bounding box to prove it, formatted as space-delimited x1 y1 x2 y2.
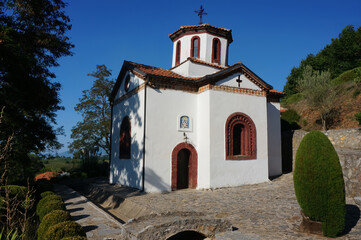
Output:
195 5 207 24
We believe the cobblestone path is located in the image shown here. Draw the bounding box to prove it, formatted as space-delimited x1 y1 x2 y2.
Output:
54 184 124 240
90 173 361 239
60 173 361 239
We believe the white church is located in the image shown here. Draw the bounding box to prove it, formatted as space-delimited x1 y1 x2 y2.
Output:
109 23 284 192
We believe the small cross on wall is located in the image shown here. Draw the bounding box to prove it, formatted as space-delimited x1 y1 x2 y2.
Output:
236 75 242 87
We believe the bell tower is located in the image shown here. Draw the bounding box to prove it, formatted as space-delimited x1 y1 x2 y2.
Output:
169 23 233 68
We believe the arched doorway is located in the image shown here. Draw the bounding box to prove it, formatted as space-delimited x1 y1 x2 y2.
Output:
167 230 206 240
171 143 198 190
177 149 190 189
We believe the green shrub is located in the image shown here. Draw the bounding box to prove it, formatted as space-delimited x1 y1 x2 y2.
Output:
355 112 361 125
40 191 56 199
38 200 66 221
294 131 345 237
281 93 302 105
36 194 64 220
38 210 72 240
332 66 361 85
281 109 301 131
0 185 27 199
61 237 87 240
44 221 86 240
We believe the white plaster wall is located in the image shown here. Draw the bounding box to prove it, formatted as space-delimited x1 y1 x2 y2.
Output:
144 88 198 192
110 89 145 190
205 34 228 67
197 91 211 189
171 60 221 78
267 102 282 177
215 73 261 90
171 33 228 67
115 72 143 100
208 90 269 188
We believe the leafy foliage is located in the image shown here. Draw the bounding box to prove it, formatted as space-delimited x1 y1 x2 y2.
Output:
284 25 361 95
281 109 300 131
61 237 87 240
36 194 64 220
69 65 115 158
332 66 361 85
294 131 345 237
298 66 336 130
40 191 56 199
44 221 86 240
38 210 71 240
0 0 73 183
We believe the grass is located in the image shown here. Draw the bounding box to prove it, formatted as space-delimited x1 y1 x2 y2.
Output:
42 158 82 172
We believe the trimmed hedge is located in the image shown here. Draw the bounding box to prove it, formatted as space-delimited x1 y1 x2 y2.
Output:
0 185 27 199
40 191 56 199
294 131 345 237
36 194 63 216
37 200 65 221
38 210 72 240
44 221 86 240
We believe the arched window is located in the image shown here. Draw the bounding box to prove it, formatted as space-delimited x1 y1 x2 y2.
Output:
119 116 131 159
191 36 200 58
212 38 221 64
124 74 130 92
225 112 256 160
175 41 181 65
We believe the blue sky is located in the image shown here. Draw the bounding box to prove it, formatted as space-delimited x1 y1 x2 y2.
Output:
52 0 361 154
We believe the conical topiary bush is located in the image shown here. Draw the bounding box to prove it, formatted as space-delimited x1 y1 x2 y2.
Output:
294 130 345 237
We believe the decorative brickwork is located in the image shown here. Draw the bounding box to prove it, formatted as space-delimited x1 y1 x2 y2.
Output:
225 112 257 160
171 143 198 190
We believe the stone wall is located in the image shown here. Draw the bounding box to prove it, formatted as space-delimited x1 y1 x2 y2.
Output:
282 128 361 198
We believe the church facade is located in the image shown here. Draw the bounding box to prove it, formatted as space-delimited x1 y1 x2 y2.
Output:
109 23 284 192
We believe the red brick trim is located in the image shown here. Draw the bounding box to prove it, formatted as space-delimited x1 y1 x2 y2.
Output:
198 84 266 97
171 143 198 190
225 112 257 160
175 41 181 65
212 38 221 64
190 36 200 58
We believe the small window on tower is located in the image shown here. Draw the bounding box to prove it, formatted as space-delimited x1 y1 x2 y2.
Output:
191 36 200 58
212 38 221 64
176 41 181 65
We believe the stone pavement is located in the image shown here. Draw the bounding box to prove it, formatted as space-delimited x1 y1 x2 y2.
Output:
59 173 361 239
54 184 124 240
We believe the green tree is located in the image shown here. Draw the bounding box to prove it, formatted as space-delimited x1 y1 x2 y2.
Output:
69 65 115 158
284 25 361 96
298 66 335 130
0 0 73 183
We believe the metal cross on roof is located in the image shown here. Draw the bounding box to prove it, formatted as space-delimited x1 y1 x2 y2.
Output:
195 5 207 24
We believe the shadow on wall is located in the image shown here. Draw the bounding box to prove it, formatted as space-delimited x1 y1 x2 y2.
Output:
111 84 143 188
144 167 169 192
281 130 294 173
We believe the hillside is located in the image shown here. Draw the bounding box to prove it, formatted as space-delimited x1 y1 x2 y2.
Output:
281 67 361 131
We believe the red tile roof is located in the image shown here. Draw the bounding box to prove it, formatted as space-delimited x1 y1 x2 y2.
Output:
126 61 198 80
269 89 285 95
169 23 233 43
